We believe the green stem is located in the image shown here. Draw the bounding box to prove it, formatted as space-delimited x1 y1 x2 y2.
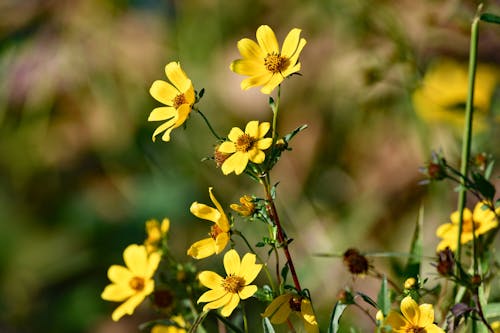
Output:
188 310 209 333
241 301 248 333
195 108 222 140
212 312 244 333
271 85 281 144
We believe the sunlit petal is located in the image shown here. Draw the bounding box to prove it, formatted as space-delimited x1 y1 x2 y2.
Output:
214 233 230 254
150 80 178 105
198 271 224 289
241 73 273 91
187 238 216 259
123 245 148 276
165 62 191 92
260 74 284 94
111 293 146 322
281 28 301 58
256 25 279 54
108 265 133 284
220 293 240 317
101 284 135 302
218 141 236 154
417 304 434 327
256 138 273 150
190 202 221 223
203 292 231 311
231 59 267 76
400 296 420 325
198 289 226 303
224 250 241 276
228 127 245 142
238 285 257 300
148 107 176 121
237 38 265 60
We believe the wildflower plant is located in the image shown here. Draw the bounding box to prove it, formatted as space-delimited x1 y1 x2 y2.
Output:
101 10 500 333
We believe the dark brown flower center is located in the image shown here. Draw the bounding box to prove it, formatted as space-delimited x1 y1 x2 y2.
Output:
222 275 246 293
236 134 256 152
129 276 145 291
210 224 224 240
173 93 187 108
289 296 302 312
264 53 289 73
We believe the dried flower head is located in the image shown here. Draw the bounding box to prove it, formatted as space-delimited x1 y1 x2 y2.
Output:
343 248 369 275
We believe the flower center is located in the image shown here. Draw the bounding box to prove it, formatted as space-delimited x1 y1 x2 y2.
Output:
462 217 480 233
129 276 145 291
289 296 302 312
406 327 425 333
210 224 224 240
173 93 187 108
222 275 246 294
264 53 289 73
236 134 256 152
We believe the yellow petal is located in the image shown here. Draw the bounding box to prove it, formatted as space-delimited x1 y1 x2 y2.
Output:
239 253 261 283
237 38 265 60
384 311 408 330
160 218 170 234
281 62 302 78
221 152 248 175
198 288 227 303
220 293 241 317
230 59 266 76
165 62 191 92
425 324 445 333
184 84 196 104
262 294 292 319
241 73 273 91
256 138 273 150
152 118 176 142
248 148 265 164
108 265 133 284
148 107 176 122
187 238 216 259
400 296 420 325
123 245 148 276
111 293 146 321
146 251 161 278
301 299 319 333
214 232 230 254
224 249 241 276
190 202 221 223
281 28 302 58
260 74 284 94
203 292 231 311
417 304 434 327
150 80 178 105
257 122 271 138
256 25 279 55
450 209 472 225
218 141 236 154
244 120 259 137
287 38 307 66
198 270 224 289
436 223 454 238
269 298 292 324
238 285 257 300
228 127 244 143
208 187 228 228
101 283 134 302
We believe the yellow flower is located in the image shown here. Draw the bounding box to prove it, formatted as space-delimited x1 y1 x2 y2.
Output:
151 315 187 333
385 296 444 333
230 195 255 217
218 120 273 175
197 249 262 317
492 321 500 333
144 218 170 253
230 25 307 94
262 293 319 333
101 244 161 321
412 59 499 132
187 187 231 259
149 62 195 142
436 201 499 252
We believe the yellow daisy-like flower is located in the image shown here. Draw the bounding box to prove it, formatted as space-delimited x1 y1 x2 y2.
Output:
149 62 195 142
262 293 319 333
491 321 500 333
187 187 231 259
230 195 255 217
230 25 307 94
197 249 262 317
218 120 273 175
101 244 161 321
436 201 499 252
144 218 170 254
412 59 499 132
151 315 187 333
385 296 444 333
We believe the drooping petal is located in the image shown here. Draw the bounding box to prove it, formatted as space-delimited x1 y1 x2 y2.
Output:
417 304 434 328
269 298 292 324
400 296 420 325
123 245 148 276
218 141 236 154
256 25 279 55
214 232 230 254
231 59 267 76
262 294 291 319
150 80 178 106
260 73 285 94
111 293 147 322
241 72 274 91
146 251 161 278
190 202 221 223
101 284 135 302
198 271 224 289
281 62 302 78
227 127 245 143
198 288 227 303
148 107 176 121
256 138 273 150
187 238 216 259
173 104 192 127
301 299 319 333
165 62 191 92
281 28 302 58
244 120 259 137
208 188 228 228
203 292 231 311
220 293 241 317
238 285 257 300
237 38 265 60
384 311 408 330
108 265 133 284
238 253 261 283
224 250 241 276
152 118 176 142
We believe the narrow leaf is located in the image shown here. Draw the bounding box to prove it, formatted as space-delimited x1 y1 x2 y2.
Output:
356 292 378 309
327 301 348 333
262 317 276 333
405 205 423 278
480 13 500 24
377 275 390 316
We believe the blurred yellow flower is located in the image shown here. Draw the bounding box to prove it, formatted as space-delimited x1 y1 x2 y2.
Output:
436 201 499 252
385 296 443 333
197 249 262 317
149 62 195 142
151 315 187 333
412 59 499 132
144 218 170 253
492 321 500 333
262 293 319 333
101 244 161 321
230 25 306 94
218 120 273 175
187 187 231 259
230 195 255 217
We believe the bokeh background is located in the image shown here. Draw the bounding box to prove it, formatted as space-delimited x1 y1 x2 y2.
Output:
1 0 499 332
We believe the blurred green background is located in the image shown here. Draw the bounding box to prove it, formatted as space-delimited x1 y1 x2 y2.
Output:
1 0 499 332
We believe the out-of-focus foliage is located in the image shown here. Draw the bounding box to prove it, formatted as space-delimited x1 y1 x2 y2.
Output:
0 0 499 332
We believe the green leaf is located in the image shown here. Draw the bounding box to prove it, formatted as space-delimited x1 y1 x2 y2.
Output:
253 285 274 302
405 205 423 278
480 13 500 24
472 172 496 201
327 301 348 333
283 124 308 143
484 303 500 318
356 292 378 309
262 317 276 333
377 275 390 316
